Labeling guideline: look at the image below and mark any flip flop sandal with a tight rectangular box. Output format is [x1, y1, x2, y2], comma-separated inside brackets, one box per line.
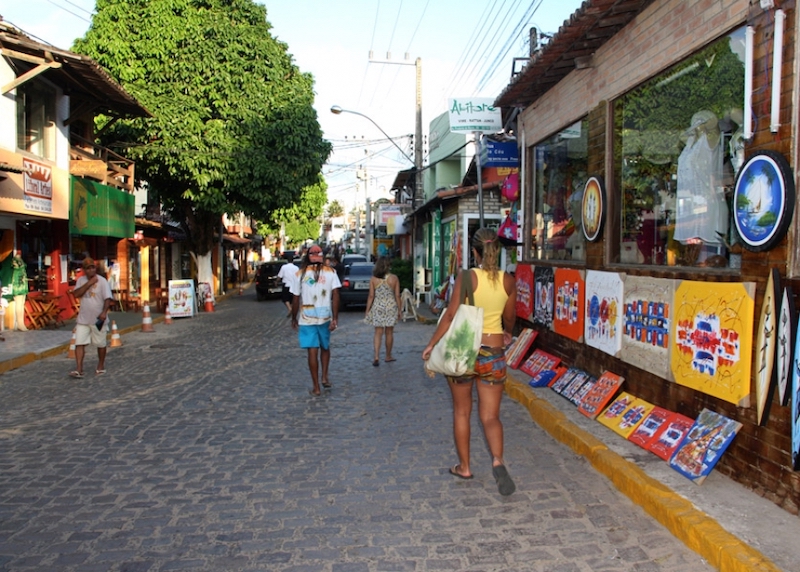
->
[322, 382, 332, 389]
[372, 360, 380, 367]
[95, 369, 107, 376]
[449, 465, 473, 480]
[492, 465, 516, 496]
[69, 371, 84, 379]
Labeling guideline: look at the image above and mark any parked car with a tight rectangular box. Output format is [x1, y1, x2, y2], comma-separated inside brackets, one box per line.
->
[339, 262, 374, 308]
[342, 254, 367, 268]
[280, 250, 297, 261]
[255, 260, 287, 301]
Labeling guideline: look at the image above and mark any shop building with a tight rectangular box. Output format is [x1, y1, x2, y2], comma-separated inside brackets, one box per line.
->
[496, 0, 800, 512]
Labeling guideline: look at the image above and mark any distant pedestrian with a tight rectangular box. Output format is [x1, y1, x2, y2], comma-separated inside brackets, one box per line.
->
[290, 245, 341, 396]
[421, 228, 517, 495]
[365, 257, 402, 366]
[70, 257, 113, 379]
[277, 254, 298, 317]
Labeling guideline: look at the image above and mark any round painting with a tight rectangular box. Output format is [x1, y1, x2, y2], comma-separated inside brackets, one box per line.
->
[582, 176, 605, 242]
[733, 150, 795, 252]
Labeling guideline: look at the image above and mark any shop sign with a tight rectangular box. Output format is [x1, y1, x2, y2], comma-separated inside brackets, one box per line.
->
[23, 158, 53, 214]
[0, 149, 68, 219]
[481, 140, 519, 167]
[168, 279, 196, 318]
[70, 177, 135, 238]
[448, 97, 501, 132]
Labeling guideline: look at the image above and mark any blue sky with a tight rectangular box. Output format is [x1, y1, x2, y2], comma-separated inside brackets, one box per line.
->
[2, 0, 584, 208]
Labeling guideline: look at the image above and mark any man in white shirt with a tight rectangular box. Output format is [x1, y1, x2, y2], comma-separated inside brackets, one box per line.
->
[277, 254, 298, 317]
[70, 257, 113, 378]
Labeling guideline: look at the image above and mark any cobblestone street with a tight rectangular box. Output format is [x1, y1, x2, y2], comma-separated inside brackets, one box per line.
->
[0, 293, 712, 571]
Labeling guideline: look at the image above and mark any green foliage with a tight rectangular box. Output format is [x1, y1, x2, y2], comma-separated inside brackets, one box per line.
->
[258, 174, 327, 243]
[74, 0, 331, 254]
[326, 200, 344, 218]
[390, 258, 413, 292]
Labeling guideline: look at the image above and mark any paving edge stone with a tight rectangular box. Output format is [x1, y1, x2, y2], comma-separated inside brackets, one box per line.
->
[504, 373, 781, 572]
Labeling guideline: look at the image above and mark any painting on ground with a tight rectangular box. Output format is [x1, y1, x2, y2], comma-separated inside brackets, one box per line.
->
[515, 263, 534, 321]
[597, 392, 636, 431]
[578, 371, 624, 419]
[628, 407, 674, 449]
[553, 268, 585, 342]
[670, 280, 755, 406]
[622, 276, 674, 380]
[585, 270, 624, 356]
[606, 398, 654, 439]
[534, 266, 554, 328]
[669, 408, 742, 485]
[647, 414, 695, 461]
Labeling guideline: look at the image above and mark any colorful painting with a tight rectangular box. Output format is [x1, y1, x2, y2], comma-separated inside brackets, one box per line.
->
[529, 366, 566, 388]
[560, 371, 591, 401]
[605, 398, 654, 439]
[515, 263, 534, 320]
[792, 318, 800, 470]
[553, 268, 585, 342]
[647, 414, 695, 461]
[621, 276, 674, 380]
[777, 286, 794, 407]
[585, 270, 624, 356]
[629, 407, 674, 449]
[570, 376, 597, 406]
[551, 368, 582, 395]
[598, 392, 636, 431]
[582, 176, 605, 241]
[671, 280, 756, 406]
[732, 150, 795, 252]
[505, 328, 538, 370]
[534, 266, 554, 328]
[578, 371, 624, 419]
[755, 269, 779, 425]
[669, 408, 742, 485]
[520, 349, 560, 378]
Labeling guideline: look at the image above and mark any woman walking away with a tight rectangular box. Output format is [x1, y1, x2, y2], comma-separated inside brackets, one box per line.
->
[421, 228, 517, 495]
[365, 257, 402, 366]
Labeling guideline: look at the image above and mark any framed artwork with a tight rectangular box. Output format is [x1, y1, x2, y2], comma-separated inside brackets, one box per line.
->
[582, 176, 605, 242]
[553, 268, 585, 342]
[533, 266, 555, 328]
[777, 286, 794, 407]
[606, 398, 654, 439]
[505, 328, 538, 370]
[755, 269, 779, 426]
[629, 407, 675, 449]
[732, 150, 795, 252]
[585, 270, 624, 356]
[515, 263, 534, 320]
[621, 276, 675, 380]
[669, 408, 742, 485]
[671, 280, 755, 406]
[578, 371, 624, 419]
[519, 349, 560, 377]
[597, 392, 635, 431]
[647, 414, 695, 461]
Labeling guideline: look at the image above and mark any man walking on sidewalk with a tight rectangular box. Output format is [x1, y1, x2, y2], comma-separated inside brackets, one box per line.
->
[69, 257, 113, 378]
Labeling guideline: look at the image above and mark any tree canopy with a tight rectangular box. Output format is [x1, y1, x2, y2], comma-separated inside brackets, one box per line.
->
[258, 174, 328, 246]
[74, 0, 331, 254]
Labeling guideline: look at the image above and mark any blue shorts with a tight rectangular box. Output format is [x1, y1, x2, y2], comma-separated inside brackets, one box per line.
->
[298, 324, 331, 349]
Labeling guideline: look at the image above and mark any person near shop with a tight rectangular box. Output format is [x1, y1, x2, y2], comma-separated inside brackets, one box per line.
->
[277, 254, 298, 317]
[69, 257, 113, 379]
[421, 228, 517, 496]
[290, 245, 341, 396]
[11, 251, 28, 332]
[364, 256, 402, 366]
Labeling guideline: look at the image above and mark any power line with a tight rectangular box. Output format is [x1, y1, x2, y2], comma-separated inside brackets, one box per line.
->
[43, 0, 92, 24]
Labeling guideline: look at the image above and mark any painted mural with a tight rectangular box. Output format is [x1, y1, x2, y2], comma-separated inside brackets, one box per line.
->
[584, 270, 624, 356]
[553, 268, 585, 342]
[515, 263, 534, 321]
[533, 265, 554, 328]
[670, 280, 755, 406]
[621, 276, 674, 380]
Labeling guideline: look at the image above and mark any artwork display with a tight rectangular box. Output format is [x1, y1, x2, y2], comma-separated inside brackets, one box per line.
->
[585, 270, 624, 356]
[605, 398, 654, 439]
[552, 368, 583, 395]
[553, 268, 585, 342]
[647, 414, 695, 461]
[515, 263, 534, 320]
[505, 328, 538, 370]
[669, 408, 742, 485]
[792, 317, 800, 470]
[534, 266, 555, 328]
[755, 269, 779, 425]
[582, 176, 605, 242]
[621, 276, 675, 380]
[570, 376, 597, 406]
[777, 286, 795, 407]
[671, 280, 756, 406]
[520, 349, 560, 377]
[578, 371, 625, 419]
[629, 407, 675, 449]
[597, 392, 636, 431]
[529, 366, 567, 388]
[561, 371, 591, 402]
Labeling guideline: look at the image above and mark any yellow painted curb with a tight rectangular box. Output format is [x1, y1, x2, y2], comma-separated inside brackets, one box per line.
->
[505, 373, 781, 572]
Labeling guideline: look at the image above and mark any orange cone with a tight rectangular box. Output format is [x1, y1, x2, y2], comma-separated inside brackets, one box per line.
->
[110, 321, 123, 347]
[67, 328, 76, 358]
[164, 306, 173, 325]
[141, 302, 155, 332]
[204, 290, 215, 313]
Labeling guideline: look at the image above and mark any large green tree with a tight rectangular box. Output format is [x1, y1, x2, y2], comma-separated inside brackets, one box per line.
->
[74, 0, 331, 280]
[258, 174, 328, 246]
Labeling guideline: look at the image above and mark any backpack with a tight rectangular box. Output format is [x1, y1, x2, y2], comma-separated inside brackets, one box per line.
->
[502, 172, 520, 201]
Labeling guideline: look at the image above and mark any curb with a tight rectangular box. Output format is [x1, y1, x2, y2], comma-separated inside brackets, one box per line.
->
[504, 374, 781, 572]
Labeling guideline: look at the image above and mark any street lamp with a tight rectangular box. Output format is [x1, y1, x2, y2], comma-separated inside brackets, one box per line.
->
[330, 106, 414, 165]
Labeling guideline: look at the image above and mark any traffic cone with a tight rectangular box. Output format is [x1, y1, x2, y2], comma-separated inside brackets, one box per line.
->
[67, 328, 76, 358]
[110, 321, 123, 347]
[204, 290, 215, 313]
[164, 306, 173, 325]
[141, 302, 155, 332]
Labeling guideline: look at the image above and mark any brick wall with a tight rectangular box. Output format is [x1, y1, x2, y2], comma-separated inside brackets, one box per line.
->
[516, 0, 800, 514]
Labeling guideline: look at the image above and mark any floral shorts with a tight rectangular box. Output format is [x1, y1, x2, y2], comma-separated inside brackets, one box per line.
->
[447, 346, 507, 386]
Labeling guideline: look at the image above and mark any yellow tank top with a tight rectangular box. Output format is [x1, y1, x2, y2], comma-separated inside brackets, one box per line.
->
[470, 268, 508, 335]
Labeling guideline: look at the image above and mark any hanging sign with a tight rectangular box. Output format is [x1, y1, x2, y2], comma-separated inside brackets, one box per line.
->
[448, 98, 502, 132]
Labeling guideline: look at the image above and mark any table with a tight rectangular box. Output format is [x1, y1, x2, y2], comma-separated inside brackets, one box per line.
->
[25, 293, 64, 329]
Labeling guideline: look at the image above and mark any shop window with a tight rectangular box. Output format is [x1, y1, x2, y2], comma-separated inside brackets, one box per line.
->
[531, 119, 588, 261]
[16, 79, 57, 161]
[614, 27, 745, 268]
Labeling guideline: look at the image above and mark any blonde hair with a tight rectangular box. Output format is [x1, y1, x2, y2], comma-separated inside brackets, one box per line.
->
[472, 228, 500, 284]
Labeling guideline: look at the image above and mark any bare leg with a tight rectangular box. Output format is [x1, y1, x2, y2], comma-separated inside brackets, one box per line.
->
[385, 326, 394, 361]
[373, 327, 383, 362]
[320, 346, 331, 387]
[448, 380, 474, 477]
[96, 347, 107, 372]
[476, 381, 506, 466]
[74, 345, 86, 374]
[307, 348, 320, 394]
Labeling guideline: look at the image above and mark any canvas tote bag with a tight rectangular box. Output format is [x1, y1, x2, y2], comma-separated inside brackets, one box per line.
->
[425, 270, 484, 377]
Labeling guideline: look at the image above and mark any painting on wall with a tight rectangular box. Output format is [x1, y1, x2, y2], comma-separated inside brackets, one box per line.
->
[755, 269, 779, 426]
[791, 319, 800, 470]
[534, 266, 554, 328]
[671, 280, 756, 406]
[553, 268, 585, 342]
[622, 276, 674, 380]
[669, 408, 742, 485]
[777, 286, 795, 407]
[515, 263, 534, 321]
[585, 270, 624, 356]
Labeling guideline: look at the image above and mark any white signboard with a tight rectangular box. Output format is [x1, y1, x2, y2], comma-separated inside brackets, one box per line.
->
[22, 158, 53, 214]
[168, 279, 195, 318]
[448, 97, 502, 132]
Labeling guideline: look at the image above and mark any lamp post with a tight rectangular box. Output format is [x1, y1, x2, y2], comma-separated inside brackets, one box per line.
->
[330, 106, 415, 165]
